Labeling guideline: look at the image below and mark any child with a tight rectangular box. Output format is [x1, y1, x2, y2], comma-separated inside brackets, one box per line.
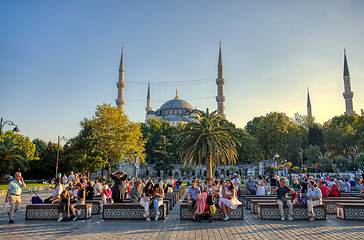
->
[213, 188, 221, 212]
[57, 190, 70, 222]
[101, 184, 113, 204]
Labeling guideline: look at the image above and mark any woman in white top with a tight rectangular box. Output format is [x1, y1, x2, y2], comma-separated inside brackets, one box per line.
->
[256, 175, 265, 195]
[219, 180, 242, 221]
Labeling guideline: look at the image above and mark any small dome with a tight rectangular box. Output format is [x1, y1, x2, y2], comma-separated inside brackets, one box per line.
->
[159, 99, 194, 110]
[146, 110, 155, 114]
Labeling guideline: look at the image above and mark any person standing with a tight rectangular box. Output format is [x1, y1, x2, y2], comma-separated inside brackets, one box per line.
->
[68, 171, 74, 185]
[110, 170, 128, 203]
[349, 172, 356, 187]
[272, 177, 294, 221]
[256, 175, 265, 195]
[5, 172, 26, 223]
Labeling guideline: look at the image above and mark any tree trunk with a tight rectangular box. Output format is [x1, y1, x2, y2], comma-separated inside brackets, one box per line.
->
[107, 163, 111, 183]
[206, 152, 213, 179]
[0, 170, 6, 183]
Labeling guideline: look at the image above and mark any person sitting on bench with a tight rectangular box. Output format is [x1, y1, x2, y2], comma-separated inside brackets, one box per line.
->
[44, 179, 63, 203]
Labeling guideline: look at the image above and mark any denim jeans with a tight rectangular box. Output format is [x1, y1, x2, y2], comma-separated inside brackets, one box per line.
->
[153, 197, 163, 214]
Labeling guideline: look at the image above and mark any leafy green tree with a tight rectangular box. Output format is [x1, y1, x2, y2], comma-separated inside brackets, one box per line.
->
[0, 136, 28, 182]
[308, 124, 325, 153]
[2, 131, 37, 161]
[32, 138, 47, 159]
[253, 112, 298, 160]
[235, 128, 261, 163]
[153, 135, 175, 179]
[177, 109, 239, 179]
[305, 145, 321, 165]
[85, 104, 146, 180]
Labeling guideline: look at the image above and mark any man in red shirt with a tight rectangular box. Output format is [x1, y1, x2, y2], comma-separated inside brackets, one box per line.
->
[318, 181, 329, 197]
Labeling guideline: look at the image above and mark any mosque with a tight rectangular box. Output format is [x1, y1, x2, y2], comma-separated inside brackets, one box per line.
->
[116, 44, 226, 125]
[116, 45, 355, 124]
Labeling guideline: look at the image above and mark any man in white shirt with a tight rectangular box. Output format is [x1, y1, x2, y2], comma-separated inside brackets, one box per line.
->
[94, 180, 103, 197]
[232, 174, 241, 192]
[68, 171, 74, 185]
[44, 180, 63, 203]
[349, 172, 356, 186]
[62, 174, 68, 186]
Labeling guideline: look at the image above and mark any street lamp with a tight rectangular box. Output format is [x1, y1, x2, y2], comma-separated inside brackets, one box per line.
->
[0, 117, 20, 137]
[350, 147, 356, 171]
[134, 151, 138, 178]
[298, 148, 304, 173]
[56, 136, 71, 177]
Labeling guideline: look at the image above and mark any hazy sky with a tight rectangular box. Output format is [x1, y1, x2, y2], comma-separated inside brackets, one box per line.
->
[1, 0, 363, 143]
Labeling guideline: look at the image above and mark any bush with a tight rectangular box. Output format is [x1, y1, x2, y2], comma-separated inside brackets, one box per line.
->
[203, 170, 206, 177]
[226, 169, 230, 177]
[191, 169, 196, 176]
[168, 170, 172, 177]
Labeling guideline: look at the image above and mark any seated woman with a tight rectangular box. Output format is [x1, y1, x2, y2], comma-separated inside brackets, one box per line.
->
[140, 182, 153, 221]
[307, 180, 322, 221]
[219, 180, 242, 221]
[129, 180, 143, 203]
[153, 183, 164, 221]
[101, 184, 113, 204]
[57, 190, 70, 222]
[70, 183, 85, 221]
[85, 182, 94, 200]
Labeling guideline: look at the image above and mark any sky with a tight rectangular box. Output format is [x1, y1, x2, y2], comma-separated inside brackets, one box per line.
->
[1, 0, 364, 143]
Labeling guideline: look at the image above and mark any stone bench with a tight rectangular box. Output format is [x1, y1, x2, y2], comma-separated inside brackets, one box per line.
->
[180, 203, 244, 220]
[26, 203, 92, 220]
[257, 203, 326, 220]
[122, 199, 171, 213]
[102, 203, 167, 220]
[336, 203, 364, 220]
[85, 200, 104, 215]
[251, 198, 364, 214]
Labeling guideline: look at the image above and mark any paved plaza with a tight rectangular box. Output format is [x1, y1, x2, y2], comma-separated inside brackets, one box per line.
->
[0, 190, 363, 240]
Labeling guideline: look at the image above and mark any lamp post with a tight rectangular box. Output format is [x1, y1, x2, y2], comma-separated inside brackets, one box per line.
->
[0, 117, 20, 137]
[56, 136, 71, 177]
[298, 148, 304, 173]
[350, 147, 356, 171]
[134, 151, 139, 178]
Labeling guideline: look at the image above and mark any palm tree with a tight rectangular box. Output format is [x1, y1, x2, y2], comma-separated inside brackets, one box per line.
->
[0, 136, 28, 182]
[177, 109, 240, 179]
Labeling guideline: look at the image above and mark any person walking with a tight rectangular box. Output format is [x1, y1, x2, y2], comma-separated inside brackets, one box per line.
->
[5, 172, 26, 223]
[272, 177, 294, 221]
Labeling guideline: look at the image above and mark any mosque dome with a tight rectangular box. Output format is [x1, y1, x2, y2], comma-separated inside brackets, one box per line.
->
[159, 98, 194, 110]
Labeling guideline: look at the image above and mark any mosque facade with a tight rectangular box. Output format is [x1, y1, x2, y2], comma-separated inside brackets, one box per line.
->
[115, 43, 226, 125]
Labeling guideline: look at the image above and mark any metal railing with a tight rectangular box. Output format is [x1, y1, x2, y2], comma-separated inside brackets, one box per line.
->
[0, 185, 51, 197]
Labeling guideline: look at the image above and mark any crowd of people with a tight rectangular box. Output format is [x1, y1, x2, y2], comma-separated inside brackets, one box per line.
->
[186, 175, 242, 221]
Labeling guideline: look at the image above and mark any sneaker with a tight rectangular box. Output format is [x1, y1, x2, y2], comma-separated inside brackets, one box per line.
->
[73, 216, 78, 221]
[143, 212, 147, 218]
[155, 215, 159, 221]
[281, 217, 285, 221]
[156, 210, 160, 216]
[77, 211, 81, 216]
[9, 220, 14, 224]
[146, 217, 151, 221]
[58, 217, 63, 222]
[223, 215, 229, 221]
[288, 217, 293, 221]
[308, 217, 314, 221]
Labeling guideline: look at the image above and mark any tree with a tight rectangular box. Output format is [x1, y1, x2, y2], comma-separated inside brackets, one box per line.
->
[32, 138, 47, 158]
[153, 135, 175, 179]
[0, 136, 28, 182]
[235, 128, 261, 163]
[252, 112, 298, 160]
[305, 145, 321, 165]
[177, 109, 239, 179]
[2, 131, 37, 161]
[308, 124, 325, 153]
[85, 104, 146, 180]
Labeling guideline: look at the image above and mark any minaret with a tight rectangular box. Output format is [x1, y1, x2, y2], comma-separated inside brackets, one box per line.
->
[145, 80, 152, 112]
[343, 49, 355, 115]
[116, 47, 126, 110]
[216, 42, 226, 118]
[307, 88, 312, 117]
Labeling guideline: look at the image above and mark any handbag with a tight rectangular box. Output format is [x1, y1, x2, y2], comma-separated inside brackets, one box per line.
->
[210, 204, 216, 214]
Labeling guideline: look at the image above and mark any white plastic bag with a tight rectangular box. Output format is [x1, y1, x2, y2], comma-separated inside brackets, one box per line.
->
[3, 202, 9, 213]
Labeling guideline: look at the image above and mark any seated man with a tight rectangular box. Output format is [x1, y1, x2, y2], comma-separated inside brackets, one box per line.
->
[272, 177, 294, 221]
[318, 181, 329, 197]
[187, 180, 201, 221]
[44, 179, 63, 203]
[245, 177, 257, 195]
